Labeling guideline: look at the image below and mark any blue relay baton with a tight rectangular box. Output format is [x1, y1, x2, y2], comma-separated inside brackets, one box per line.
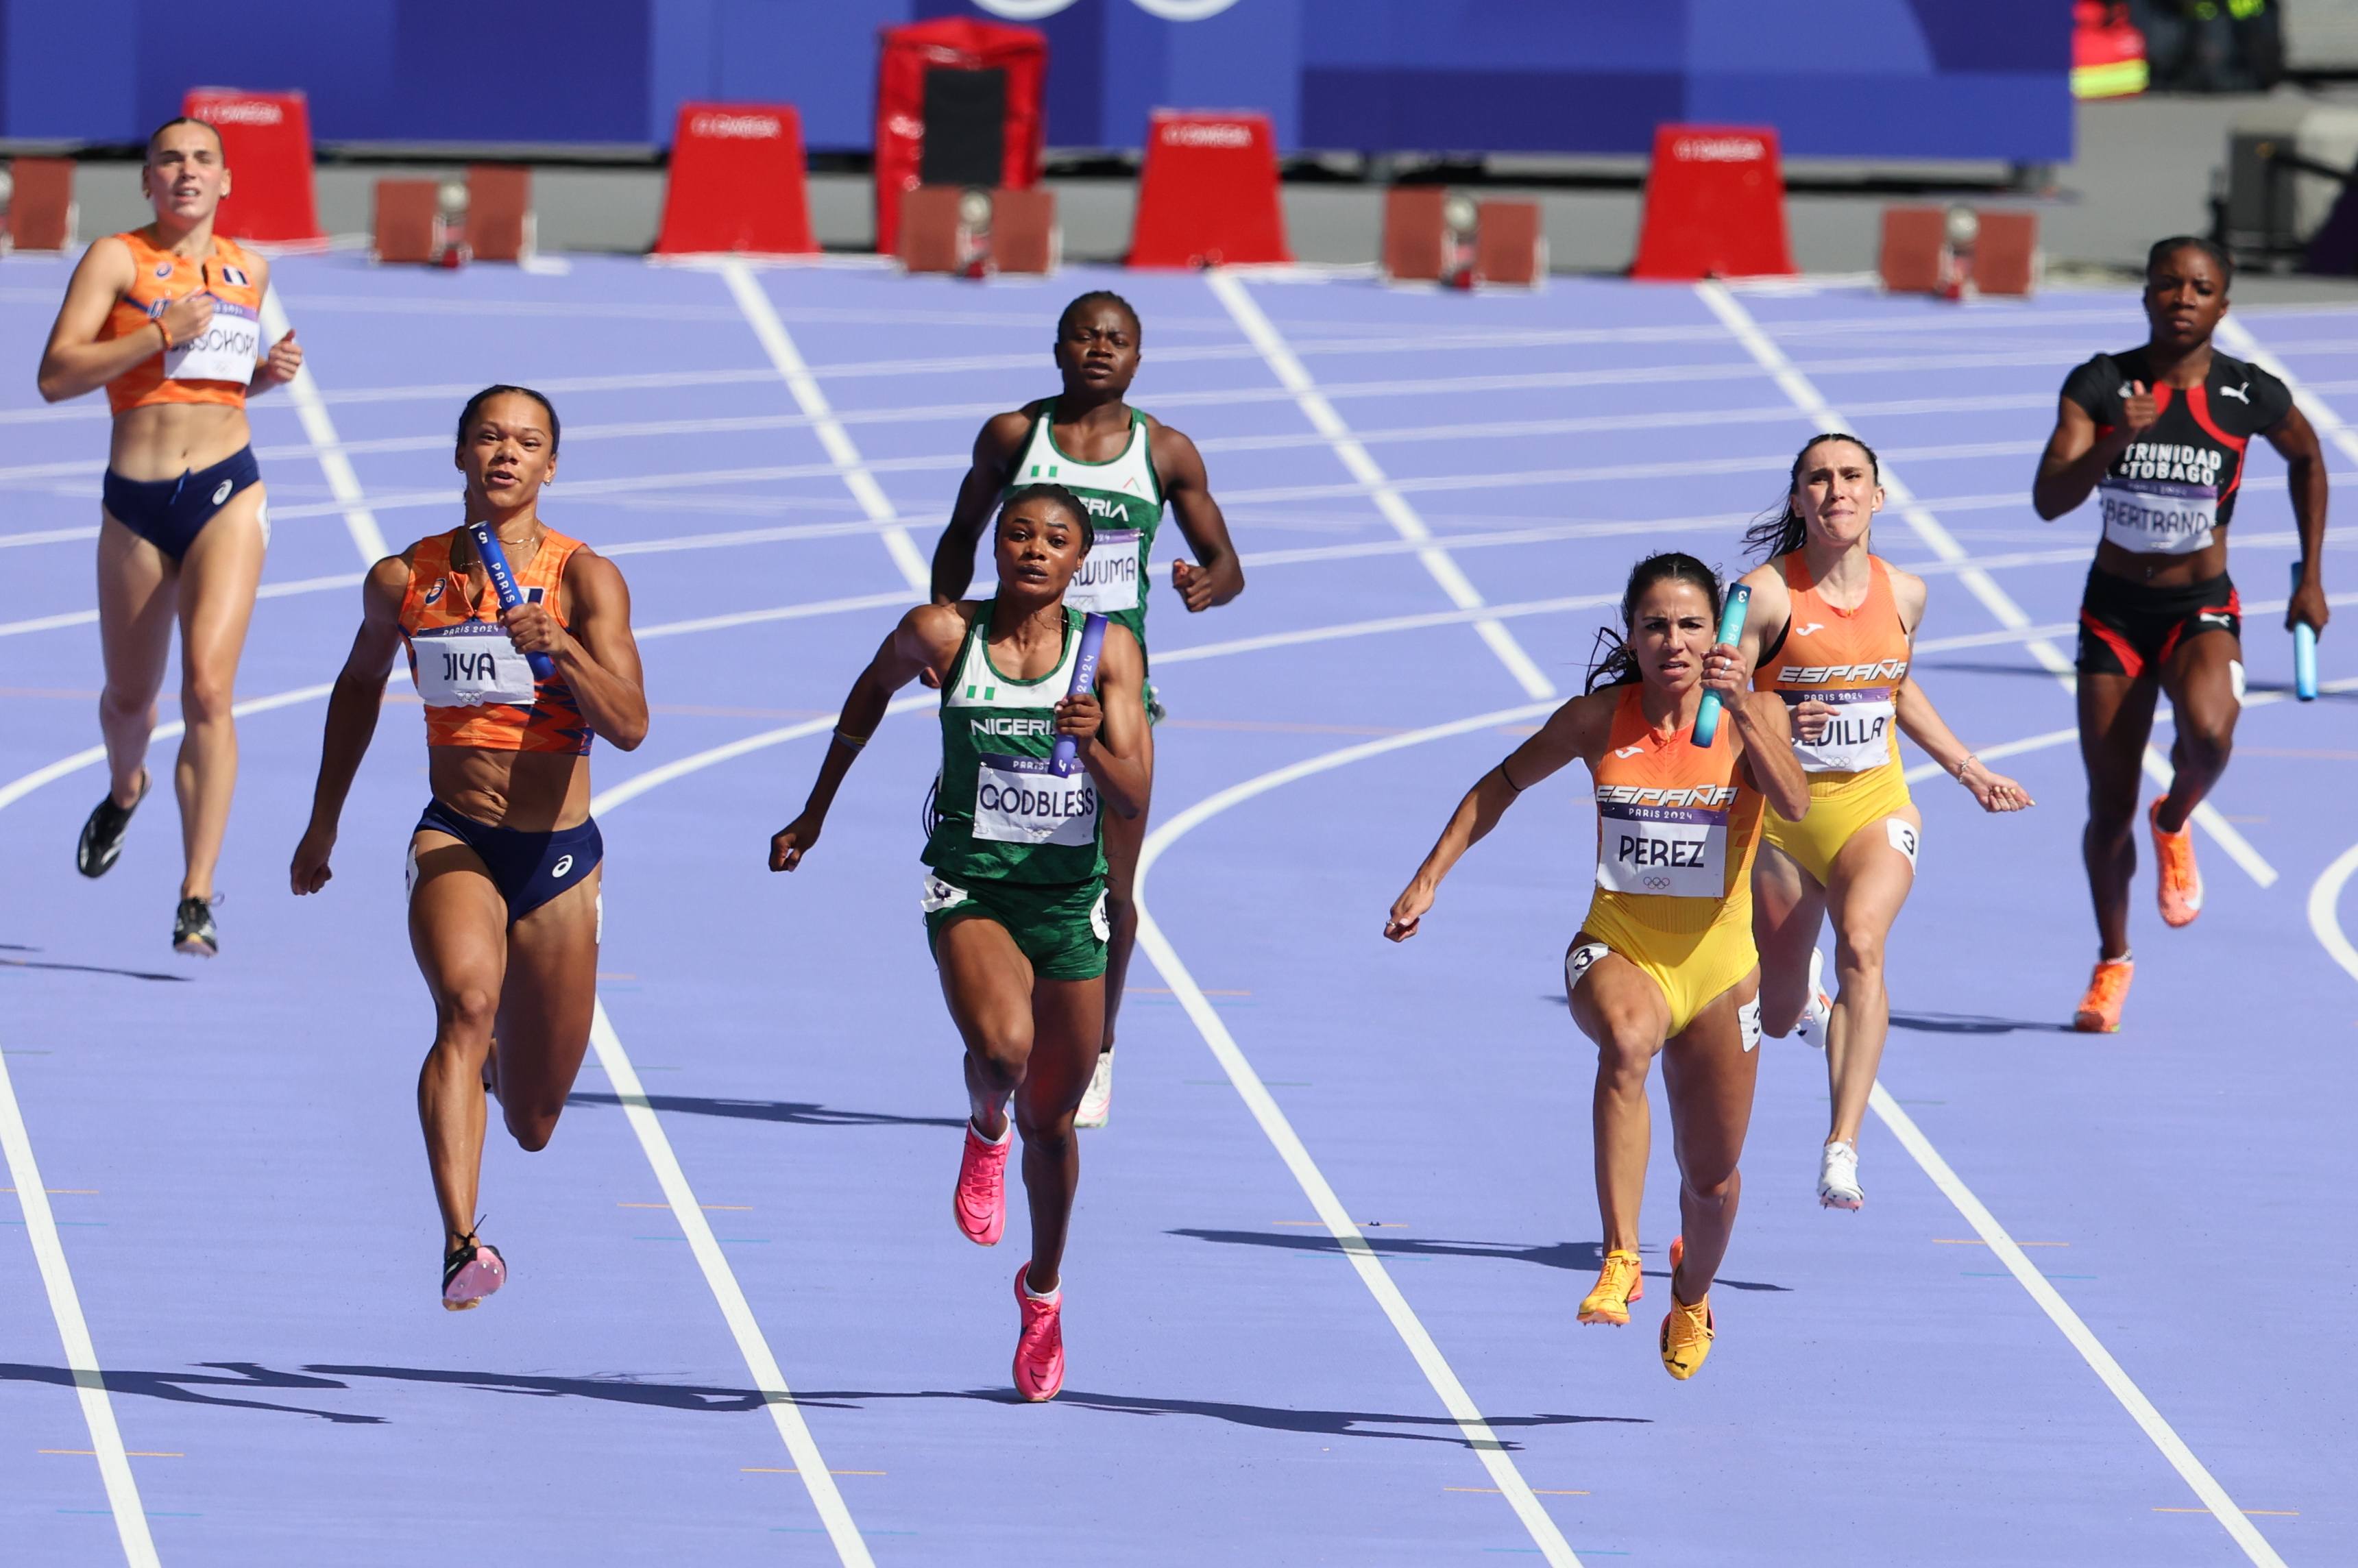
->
[1690, 583, 1753, 748]
[1049, 613, 1110, 776]
[2293, 559, 2318, 702]
[465, 518, 556, 681]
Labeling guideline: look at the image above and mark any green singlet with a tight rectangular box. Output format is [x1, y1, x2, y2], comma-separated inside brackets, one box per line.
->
[1004, 398, 1165, 659]
[923, 600, 1106, 887]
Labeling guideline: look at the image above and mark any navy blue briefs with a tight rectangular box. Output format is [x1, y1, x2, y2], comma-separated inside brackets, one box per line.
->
[102, 446, 262, 561]
[411, 798, 603, 925]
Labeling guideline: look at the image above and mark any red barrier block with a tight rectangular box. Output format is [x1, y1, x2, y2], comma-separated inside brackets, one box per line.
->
[373, 180, 440, 265]
[991, 187, 1057, 275]
[1879, 207, 1948, 293]
[6, 157, 75, 252]
[1974, 210, 2039, 295]
[468, 165, 531, 263]
[1383, 188, 1448, 282]
[1129, 112, 1290, 269]
[1475, 200, 1544, 287]
[185, 88, 323, 245]
[653, 103, 817, 257]
[1630, 124, 1795, 282]
[875, 19, 1047, 261]
[900, 185, 971, 274]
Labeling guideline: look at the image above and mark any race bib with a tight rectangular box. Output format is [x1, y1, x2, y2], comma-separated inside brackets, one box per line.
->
[1787, 687, 1895, 772]
[411, 622, 537, 709]
[1064, 528, 1141, 615]
[1596, 802, 1728, 898]
[2098, 476, 2217, 555]
[973, 752, 1097, 846]
[161, 295, 263, 385]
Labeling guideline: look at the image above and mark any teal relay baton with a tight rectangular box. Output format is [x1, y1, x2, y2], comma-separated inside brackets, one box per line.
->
[2293, 559, 2318, 702]
[1691, 583, 1753, 748]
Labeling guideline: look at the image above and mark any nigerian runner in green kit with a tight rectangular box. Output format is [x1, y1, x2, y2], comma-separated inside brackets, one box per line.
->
[932, 290, 1245, 1129]
[773, 482, 1149, 1403]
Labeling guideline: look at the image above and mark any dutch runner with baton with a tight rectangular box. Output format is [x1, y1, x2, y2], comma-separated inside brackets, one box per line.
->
[932, 291, 1245, 1129]
[1385, 553, 1807, 1381]
[1732, 434, 2034, 1212]
[38, 116, 304, 955]
[773, 483, 1147, 1402]
[2032, 236, 2328, 1031]
[291, 386, 648, 1310]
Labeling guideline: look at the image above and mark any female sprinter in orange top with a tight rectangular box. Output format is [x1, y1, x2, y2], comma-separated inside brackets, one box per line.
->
[1733, 434, 2033, 1212]
[1387, 553, 1808, 1381]
[291, 387, 648, 1310]
[38, 117, 302, 955]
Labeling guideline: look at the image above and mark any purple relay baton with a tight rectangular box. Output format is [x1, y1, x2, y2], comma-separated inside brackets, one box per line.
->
[465, 517, 557, 681]
[1049, 613, 1110, 776]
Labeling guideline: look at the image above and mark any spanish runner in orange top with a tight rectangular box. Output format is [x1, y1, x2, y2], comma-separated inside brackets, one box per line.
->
[291, 387, 648, 1312]
[37, 117, 304, 955]
[1734, 434, 2033, 1213]
[1387, 552, 1809, 1382]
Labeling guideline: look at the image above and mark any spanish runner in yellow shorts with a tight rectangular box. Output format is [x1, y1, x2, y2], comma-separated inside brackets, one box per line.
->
[1387, 552, 1808, 1382]
[1732, 434, 2034, 1212]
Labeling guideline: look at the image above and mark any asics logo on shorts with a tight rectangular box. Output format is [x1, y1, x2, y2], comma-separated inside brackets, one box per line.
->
[551, 855, 574, 879]
[1779, 658, 1908, 686]
[1595, 783, 1738, 809]
[211, 480, 233, 504]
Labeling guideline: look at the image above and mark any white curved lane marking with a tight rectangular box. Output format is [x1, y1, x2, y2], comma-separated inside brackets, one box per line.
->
[2306, 841, 2358, 984]
[1136, 700, 2292, 1568]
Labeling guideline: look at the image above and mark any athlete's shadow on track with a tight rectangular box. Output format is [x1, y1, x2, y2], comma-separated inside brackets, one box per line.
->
[568, 1092, 964, 1129]
[0, 944, 192, 983]
[308, 1364, 770, 1413]
[1889, 1012, 2076, 1036]
[0, 1361, 382, 1423]
[1171, 1229, 1791, 1293]
[777, 1386, 1642, 1446]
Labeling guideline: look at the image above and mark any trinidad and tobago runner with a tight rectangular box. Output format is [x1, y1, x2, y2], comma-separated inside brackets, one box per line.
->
[931, 291, 1244, 1129]
[1734, 434, 2034, 1211]
[2032, 236, 2329, 1032]
[1387, 553, 1810, 1381]
[37, 116, 303, 955]
[292, 386, 648, 1310]
[774, 482, 1149, 1402]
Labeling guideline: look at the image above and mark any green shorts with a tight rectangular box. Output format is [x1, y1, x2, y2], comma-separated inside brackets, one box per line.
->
[921, 870, 1110, 981]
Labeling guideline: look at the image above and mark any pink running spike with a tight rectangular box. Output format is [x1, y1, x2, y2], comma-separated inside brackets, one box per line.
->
[442, 1240, 507, 1311]
[954, 1121, 1010, 1247]
[1012, 1266, 1065, 1402]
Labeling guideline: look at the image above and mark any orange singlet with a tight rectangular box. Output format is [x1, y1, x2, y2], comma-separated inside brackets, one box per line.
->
[100, 228, 267, 416]
[1571, 686, 1766, 1036]
[397, 528, 591, 756]
[1752, 554, 1917, 885]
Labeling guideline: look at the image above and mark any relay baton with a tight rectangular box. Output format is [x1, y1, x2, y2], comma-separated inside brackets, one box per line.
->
[1048, 613, 1111, 776]
[2293, 559, 2318, 702]
[1690, 583, 1753, 748]
[465, 518, 556, 681]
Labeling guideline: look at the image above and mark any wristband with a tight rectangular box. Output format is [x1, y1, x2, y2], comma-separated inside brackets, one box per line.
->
[154, 318, 173, 354]
[833, 728, 869, 750]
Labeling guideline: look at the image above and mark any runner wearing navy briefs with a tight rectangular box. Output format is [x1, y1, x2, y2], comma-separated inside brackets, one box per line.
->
[293, 387, 650, 1311]
[931, 291, 1245, 1129]
[2033, 236, 2330, 1031]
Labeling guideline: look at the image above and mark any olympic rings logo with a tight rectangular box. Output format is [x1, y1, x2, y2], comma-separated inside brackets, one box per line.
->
[1642, 874, 1673, 890]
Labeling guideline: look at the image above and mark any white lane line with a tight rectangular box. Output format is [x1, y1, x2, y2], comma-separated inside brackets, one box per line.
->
[258, 289, 391, 566]
[0, 683, 336, 1567]
[1133, 700, 1575, 1565]
[1870, 1087, 2289, 1568]
[2306, 839, 2358, 983]
[0, 576, 359, 639]
[0, 1039, 159, 1568]
[1697, 281, 2278, 890]
[0, 609, 100, 637]
[1897, 674, 2358, 784]
[716, 262, 929, 591]
[0, 526, 100, 548]
[637, 591, 918, 641]
[1208, 273, 1556, 700]
[1158, 593, 1615, 667]
[594, 696, 932, 816]
[2215, 315, 2358, 470]
[581, 1009, 874, 1567]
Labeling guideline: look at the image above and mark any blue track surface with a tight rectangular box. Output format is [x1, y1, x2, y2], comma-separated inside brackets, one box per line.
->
[1, 255, 2350, 1566]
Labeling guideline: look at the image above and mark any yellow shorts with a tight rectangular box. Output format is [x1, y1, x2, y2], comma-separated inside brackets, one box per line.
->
[1571, 898, 1761, 1041]
[1762, 763, 1916, 886]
